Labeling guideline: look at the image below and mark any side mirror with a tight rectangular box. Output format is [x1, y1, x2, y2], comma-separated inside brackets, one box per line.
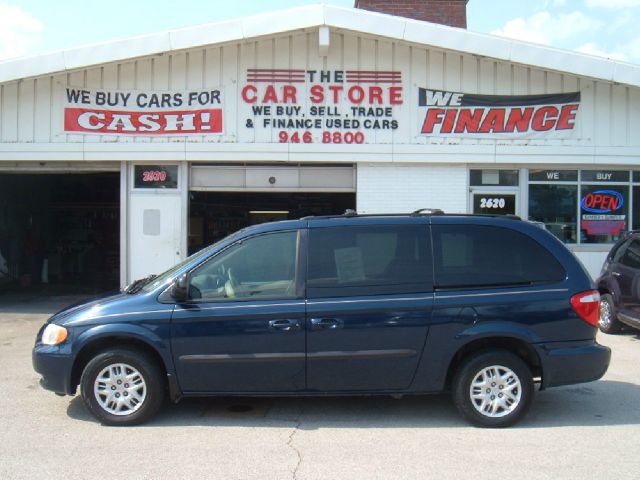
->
[170, 273, 189, 302]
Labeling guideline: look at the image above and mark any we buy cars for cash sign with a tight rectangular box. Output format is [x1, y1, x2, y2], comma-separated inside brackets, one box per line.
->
[418, 89, 580, 139]
[63, 87, 223, 135]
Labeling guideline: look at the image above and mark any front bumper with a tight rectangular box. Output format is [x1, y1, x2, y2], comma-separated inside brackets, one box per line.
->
[535, 340, 611, 389]
[32, 344, 75, 396]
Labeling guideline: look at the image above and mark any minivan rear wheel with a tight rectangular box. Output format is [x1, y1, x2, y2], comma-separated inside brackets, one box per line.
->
[452, 350, 533, 428]
[598, 293, 621, 334]
[80, 348, 164, 426]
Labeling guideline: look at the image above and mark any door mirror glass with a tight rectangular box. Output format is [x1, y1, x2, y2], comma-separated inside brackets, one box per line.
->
[170, 273, 189, 302]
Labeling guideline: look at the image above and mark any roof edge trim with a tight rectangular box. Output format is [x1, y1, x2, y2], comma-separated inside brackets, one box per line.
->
[0, 4, 638, 87]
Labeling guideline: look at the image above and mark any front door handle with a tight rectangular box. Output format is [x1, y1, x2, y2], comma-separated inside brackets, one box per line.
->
[612, 271, 622, 277]
[310, 318, 344, 331]
[268, 319, 301, 332]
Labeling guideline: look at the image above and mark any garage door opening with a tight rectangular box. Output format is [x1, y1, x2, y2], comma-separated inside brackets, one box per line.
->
[0, 173, 120, 295]
[188, 192, 355, 254]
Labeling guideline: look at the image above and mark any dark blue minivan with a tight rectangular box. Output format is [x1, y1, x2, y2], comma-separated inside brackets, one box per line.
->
[33, 212, 610, 427]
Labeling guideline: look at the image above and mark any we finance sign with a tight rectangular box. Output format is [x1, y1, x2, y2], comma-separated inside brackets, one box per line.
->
[418, 89, 580, 139]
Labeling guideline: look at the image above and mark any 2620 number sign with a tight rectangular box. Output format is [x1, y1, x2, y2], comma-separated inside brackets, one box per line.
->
[479, 197, 506, 209]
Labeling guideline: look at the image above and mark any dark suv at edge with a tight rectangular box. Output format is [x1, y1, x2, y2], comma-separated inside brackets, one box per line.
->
[597, 230, 640, 334]
[33, 212, 610, 428]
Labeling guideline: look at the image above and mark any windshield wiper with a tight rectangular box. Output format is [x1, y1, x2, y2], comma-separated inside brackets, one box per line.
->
[124, 274, 157, 294]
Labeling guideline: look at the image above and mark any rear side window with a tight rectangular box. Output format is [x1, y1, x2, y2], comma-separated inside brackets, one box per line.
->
[307, 225, 432, 298]
[611, 238, 632, 263]
[432, 225, 566, 289]
[620, 239, 640, 269]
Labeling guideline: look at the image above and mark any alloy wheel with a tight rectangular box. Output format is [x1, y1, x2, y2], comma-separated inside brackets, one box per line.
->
[93, 363, 147, 416]
[469, 365, 522, 418]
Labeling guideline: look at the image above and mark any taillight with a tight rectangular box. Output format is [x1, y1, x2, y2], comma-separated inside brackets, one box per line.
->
[570, 290, 601, 327]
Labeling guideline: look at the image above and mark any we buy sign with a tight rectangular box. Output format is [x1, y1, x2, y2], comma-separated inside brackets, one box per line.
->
[63, 87, 224, 136]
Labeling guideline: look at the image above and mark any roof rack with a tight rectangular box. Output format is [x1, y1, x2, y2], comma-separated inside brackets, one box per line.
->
[411, 208, 444, 216]
[301, 211, 522, 221]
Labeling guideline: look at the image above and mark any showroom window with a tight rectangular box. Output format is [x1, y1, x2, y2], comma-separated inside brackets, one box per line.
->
[528, 169, 635, 245]
[470, 169, 519, 187]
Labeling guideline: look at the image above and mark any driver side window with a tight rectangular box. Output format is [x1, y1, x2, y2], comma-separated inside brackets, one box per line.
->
[189, 230, 298, 302]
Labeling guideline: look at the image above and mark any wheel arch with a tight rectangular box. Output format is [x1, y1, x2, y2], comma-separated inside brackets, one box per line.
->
[445, 336, 542, 390]
[69, 328, 178, 400]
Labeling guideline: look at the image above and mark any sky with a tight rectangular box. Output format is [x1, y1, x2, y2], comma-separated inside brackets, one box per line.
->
[0, 0, 639, 64]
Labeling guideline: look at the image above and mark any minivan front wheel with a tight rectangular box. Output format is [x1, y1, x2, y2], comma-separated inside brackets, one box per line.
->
[80, 348, 164, 426]
[598, 293, 621, 334]
[452, 351, 533, 428]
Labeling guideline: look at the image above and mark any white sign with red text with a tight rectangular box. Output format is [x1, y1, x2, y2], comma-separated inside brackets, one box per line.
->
[63, 87, 223, 136]
[418, 89, 581, 139]
[240, 69, 403, 145]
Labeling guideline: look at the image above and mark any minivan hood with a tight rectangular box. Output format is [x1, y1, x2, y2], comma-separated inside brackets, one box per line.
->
[49, 291, 152, 327]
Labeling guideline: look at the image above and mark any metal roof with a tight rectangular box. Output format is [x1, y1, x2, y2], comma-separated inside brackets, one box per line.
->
[0, 3, 638, 86]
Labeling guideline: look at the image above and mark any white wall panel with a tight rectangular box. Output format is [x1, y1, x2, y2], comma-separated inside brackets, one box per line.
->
[573, 251, 608, 280]
[84, 67, 103, 144]
[33, 77, 51, 142]
[17, 80, 34, 143]
[357, 164, 467, 214]
[1, 83, 18, 142]
[393, 43, 411, 145]
[151, 55, 170, 145]
[0, 28, 639, 156]
[237, 42, 256, 144]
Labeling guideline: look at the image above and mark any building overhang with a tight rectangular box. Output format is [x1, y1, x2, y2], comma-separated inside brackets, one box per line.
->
[0, 4, 638, 87]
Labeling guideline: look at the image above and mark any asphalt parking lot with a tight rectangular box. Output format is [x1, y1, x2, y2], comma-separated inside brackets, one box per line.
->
[1, 295, 639, 480]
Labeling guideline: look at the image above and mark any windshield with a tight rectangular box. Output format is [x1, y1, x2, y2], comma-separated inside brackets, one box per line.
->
[140, 233, 240, 293]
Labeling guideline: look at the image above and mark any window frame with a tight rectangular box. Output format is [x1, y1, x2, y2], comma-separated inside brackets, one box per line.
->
[306, 224, 434, 299]
[183, 229, 304, 304]
[431, 224, 567, 291]
[527, 169, 639, 246]
[620, 239, 640, 269]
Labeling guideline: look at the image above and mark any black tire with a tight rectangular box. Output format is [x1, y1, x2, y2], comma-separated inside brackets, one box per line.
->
[598, 293, 622, 334]
[452, 350, 534, 428]
[80, 348, 164, 426]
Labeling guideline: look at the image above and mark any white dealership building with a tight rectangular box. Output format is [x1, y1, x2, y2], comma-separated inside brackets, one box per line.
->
[0, 1, 639, 292]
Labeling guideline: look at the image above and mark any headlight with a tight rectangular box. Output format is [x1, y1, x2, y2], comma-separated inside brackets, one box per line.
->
[41, 324, 68, 346]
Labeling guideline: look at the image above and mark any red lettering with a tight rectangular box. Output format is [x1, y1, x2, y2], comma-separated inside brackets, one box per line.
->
[262, 85, 279, 103]
[585, 193, 620, 211]
[557, 104, 579, 130]
[505, 107, 534, 132]
[310, 85, 324, 103]
[282, 85, 297, 104]
[421, 108, 445, 133]
[454, 109, 484, 133]
[532, 106, 558, 131]
[584, 193, 594, 208]
[369, 86, 383, 105]
[593, 194, 603, 208]
[328, 85, 343, 103]
[241, 85, 257, 104]
[348, 86, 365, 104]
[389, 86, 403, 105]
[603, 196, 618, 210]
[479, 108, 506, 133]
[63, 108, 223, 135]
[441, 109, 457, 134]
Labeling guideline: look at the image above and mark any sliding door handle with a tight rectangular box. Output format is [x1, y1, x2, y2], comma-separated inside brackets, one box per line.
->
[268, 319, 301, 332]
[310, 318, 344, 331]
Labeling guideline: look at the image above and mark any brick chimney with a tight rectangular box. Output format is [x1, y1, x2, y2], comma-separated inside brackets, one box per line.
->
[354, 0, 468, 28]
